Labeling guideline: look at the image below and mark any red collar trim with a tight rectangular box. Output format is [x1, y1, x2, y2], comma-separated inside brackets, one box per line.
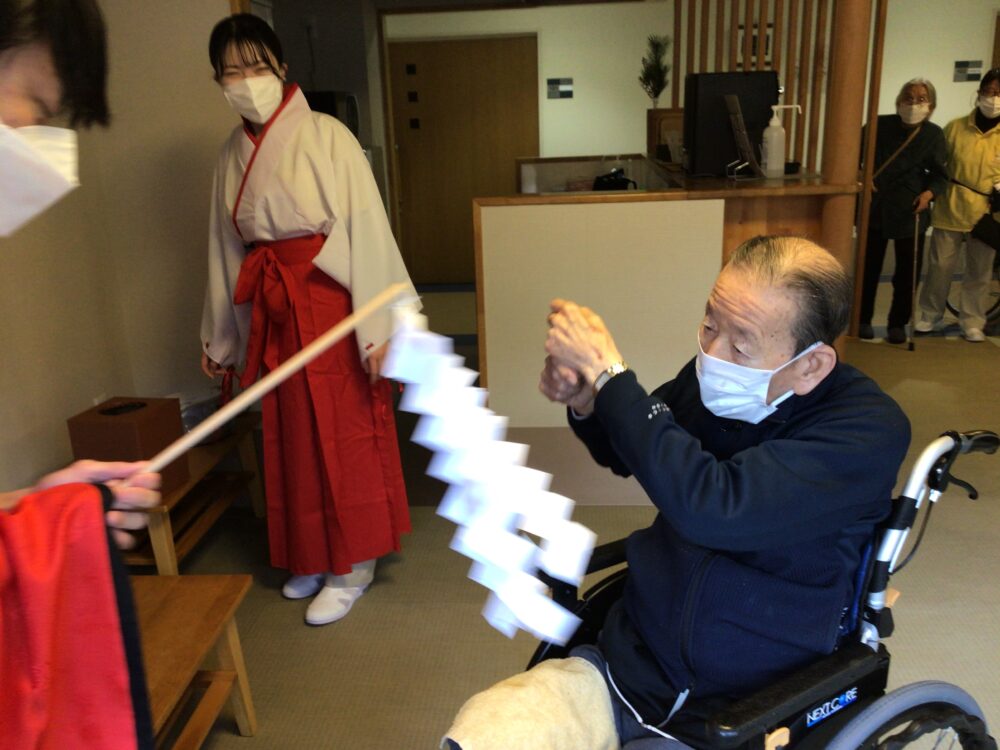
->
[232, 84, 302, 240]
[242, 83, 301, 146]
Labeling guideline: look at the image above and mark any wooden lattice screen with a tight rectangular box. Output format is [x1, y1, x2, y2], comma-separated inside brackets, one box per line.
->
[669, 0, 836, 173]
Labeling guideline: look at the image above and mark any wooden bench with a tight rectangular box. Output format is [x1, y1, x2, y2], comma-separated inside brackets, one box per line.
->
[132, 574, 256, 749]
[124, 412, 264, 574]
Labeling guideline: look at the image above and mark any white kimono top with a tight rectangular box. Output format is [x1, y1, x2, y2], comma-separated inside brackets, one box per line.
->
[201, 86, 418, 369]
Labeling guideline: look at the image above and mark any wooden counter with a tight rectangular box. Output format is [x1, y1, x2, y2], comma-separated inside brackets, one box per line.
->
[473, 174, 860, 426]
[482, 174, 858, 265]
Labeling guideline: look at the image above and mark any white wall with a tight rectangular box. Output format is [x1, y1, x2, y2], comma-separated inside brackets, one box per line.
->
[0, 0, 232, 489]
[384, 3, 677, 157]
[480, 197, 723, 426]
[0, 144, 132, 488]
[879, 2, 1000, 126]
[95, 0, 235, 398]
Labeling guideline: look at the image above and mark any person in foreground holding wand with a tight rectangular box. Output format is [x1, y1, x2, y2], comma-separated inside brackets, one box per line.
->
[1, 1, 159, 746]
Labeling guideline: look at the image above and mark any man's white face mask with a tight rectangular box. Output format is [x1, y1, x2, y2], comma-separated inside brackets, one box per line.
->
[223, 75, 284, 124]
[696, 334, 822, 424]
[0, 119, 79, 237]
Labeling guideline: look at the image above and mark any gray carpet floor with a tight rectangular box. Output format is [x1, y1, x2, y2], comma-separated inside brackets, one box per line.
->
[176, 334, 1000, 749]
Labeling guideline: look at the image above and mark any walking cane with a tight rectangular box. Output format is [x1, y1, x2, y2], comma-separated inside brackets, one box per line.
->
[908, 212, 919, 352]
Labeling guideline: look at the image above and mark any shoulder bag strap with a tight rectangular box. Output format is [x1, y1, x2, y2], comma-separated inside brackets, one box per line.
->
[871, 125, 922, 184]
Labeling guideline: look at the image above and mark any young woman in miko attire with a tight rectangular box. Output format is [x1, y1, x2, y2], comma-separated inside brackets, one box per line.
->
[200, 14, 418, 626]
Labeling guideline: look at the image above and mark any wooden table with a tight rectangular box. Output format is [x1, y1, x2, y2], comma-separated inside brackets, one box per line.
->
[124, 412, 263, 574]
[132, 574, 256, 749]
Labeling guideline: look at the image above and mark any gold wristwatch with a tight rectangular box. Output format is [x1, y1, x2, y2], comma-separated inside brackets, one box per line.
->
[593, 360, 628, 395]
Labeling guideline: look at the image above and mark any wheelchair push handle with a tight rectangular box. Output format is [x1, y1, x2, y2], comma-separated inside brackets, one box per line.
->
[953, 429, 1000, 456]
[901, 430, 998, 501]
[930, 430, 998, 500]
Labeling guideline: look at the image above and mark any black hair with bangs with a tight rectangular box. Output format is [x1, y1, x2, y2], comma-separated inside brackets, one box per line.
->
[979, 68, 1000, 95]
[0, 0, 109, 127]
[209, 13, 283, 80]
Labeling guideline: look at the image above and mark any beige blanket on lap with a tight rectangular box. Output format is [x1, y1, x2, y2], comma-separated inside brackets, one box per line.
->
[442, 656, 619, 750]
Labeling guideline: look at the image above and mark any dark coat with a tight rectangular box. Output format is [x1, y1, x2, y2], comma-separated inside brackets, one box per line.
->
[866, 114, 947, 239]
[570, 359, 910, 723]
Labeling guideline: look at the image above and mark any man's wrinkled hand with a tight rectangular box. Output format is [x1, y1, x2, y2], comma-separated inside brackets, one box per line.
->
[544, 299, 623, 385]
[539, 355, 595, 415]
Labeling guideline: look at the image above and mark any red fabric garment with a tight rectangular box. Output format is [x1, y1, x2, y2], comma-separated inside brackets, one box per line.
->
[0, 484, 143, 749]
[234, 234, 410, 575]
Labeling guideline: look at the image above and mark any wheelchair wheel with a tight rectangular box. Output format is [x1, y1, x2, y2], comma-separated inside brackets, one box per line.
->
[944, 253, 1000, 323]
[825, 680, 996, 750]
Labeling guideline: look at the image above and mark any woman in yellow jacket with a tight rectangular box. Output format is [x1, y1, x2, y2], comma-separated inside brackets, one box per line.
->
[916, 70, 1000, 342]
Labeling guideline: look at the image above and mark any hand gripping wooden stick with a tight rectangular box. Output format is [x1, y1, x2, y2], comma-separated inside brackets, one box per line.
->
[144, 282, 410, 477]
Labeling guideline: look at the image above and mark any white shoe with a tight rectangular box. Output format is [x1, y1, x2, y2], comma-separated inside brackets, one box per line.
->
[305, 584, 368, 625]
[914, 319, 936, 334]
[282, 573, 325, 600]
[963, 328, 986, 342]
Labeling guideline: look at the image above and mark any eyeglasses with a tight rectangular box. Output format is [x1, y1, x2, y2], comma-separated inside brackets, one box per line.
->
[900, 97, 930, 105]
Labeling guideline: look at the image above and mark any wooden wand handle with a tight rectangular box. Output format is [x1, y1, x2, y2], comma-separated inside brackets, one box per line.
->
[144, 282, 410, 476]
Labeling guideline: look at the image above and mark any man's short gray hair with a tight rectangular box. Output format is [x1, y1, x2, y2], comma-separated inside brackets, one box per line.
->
[726, 236, 852, 353]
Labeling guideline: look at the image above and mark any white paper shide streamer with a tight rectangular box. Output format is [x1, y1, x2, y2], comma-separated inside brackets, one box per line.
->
[384, 305, 597, 644]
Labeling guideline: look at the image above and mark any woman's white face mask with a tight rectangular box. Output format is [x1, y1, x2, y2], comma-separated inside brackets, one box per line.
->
[223, 74, 284, 124]
[897, 103, 930, 125]
[0, 118, 79, 236]
[978, 95, 1000, 120]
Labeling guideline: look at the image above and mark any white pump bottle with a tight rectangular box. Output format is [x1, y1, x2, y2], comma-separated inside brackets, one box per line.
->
[761, 104, 802, 178]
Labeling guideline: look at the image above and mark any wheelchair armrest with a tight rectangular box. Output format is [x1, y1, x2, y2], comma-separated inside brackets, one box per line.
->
[587, 538, 628, 574]
[537, 538, 628, 610]
[674, 643, 890, 749]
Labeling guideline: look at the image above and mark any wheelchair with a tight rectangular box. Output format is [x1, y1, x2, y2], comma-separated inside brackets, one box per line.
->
[530, 429, 1000, 750]
[945, 249, 1000, 327]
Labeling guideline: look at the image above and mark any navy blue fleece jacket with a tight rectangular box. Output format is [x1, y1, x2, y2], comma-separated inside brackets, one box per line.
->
[570, 358, 910, 722]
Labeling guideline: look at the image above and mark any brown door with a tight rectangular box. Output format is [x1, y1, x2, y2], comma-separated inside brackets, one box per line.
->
[388, 36, 539, 284]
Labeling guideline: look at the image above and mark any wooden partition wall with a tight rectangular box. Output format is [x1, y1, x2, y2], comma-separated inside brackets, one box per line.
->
[668, 0, 837, 175]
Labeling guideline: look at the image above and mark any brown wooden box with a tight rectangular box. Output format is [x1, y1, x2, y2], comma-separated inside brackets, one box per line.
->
[67, 397, 189, 495]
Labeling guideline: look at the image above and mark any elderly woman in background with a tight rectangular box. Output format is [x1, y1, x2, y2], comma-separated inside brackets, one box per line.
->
[859, 78, 946, 344]
[915, 68, 1000, 342]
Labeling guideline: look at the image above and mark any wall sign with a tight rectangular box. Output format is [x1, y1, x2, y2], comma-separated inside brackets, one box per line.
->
[547, 78, 573, 99]
[954, 60, 983, 82]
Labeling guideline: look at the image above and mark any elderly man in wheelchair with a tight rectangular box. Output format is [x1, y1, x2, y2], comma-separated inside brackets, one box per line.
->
[443, 236, 998, 750]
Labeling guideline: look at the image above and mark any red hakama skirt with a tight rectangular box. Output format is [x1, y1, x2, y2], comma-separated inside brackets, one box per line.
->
[234, 234, 410, 575]
[0, 484, 152, 748]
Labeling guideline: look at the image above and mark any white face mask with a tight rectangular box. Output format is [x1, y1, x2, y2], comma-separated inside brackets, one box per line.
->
[897, 103, 930, 125]
[696, 336, 822, 424]
[0, 120, 79, 237]
[978, 95, 1000, 120]
[223, 75, 285, 124]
